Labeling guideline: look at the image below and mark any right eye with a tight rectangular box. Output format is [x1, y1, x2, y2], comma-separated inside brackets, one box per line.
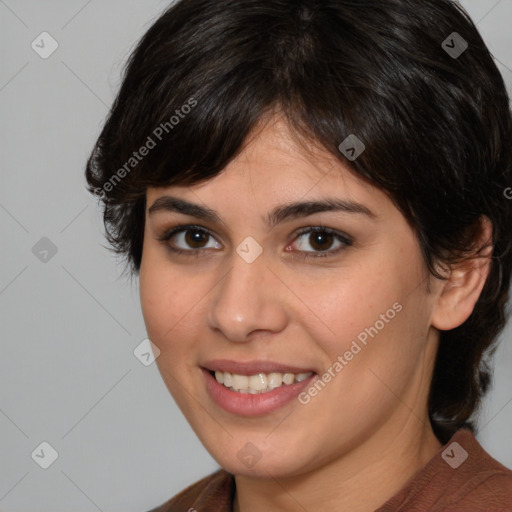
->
[157, 225, 222, 255]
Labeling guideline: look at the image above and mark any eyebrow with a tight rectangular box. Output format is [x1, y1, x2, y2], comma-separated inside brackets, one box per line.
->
[148, 195, 376, 228]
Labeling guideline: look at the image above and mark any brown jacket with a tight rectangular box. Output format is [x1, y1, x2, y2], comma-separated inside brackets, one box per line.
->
[148, 429, 512, 511]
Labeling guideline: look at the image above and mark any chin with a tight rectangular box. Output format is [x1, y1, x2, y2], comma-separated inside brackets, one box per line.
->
[201, 438, 315, 479]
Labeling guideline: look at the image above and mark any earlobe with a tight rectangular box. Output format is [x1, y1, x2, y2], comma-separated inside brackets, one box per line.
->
[431, 217, 493, 331]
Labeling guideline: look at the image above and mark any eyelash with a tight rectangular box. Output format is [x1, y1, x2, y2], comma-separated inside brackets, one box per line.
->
[156, 224, 353, 260]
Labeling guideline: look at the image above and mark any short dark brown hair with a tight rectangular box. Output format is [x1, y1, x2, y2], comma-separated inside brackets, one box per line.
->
[85, 0, 512, 443]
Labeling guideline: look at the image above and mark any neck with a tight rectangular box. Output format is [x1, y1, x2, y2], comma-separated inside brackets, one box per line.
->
[233, 417, 442, 512]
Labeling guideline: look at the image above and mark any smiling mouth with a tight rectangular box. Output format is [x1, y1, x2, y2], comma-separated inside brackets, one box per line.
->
[209, 370, 313, 394]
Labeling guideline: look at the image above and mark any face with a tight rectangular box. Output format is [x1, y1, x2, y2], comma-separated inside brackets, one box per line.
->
[139, 116, 440, 478]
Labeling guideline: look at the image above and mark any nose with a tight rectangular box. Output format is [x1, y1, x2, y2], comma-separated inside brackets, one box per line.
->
[206, 247, 288, 343]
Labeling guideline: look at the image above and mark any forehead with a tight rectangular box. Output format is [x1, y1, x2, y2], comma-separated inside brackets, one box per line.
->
[146, 115, 389, 213]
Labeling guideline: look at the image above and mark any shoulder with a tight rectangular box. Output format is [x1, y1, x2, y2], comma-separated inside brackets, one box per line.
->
[445, 470, 512, 511]
[378, 428, 512, 511]
[451, 434, 512, 510]
[146, 469, 235, 512]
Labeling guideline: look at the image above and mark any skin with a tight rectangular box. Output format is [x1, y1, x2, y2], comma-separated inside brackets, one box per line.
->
[139, 115, 492, 512]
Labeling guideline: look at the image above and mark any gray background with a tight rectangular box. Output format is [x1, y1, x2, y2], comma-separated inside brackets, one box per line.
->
[1, 1, 511, 511]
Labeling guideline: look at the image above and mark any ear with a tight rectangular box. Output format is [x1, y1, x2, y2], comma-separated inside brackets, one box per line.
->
[431, 216, 493, 331]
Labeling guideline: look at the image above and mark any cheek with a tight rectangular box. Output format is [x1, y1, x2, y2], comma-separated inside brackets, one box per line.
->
[139, 248, 207, 353]
[139, 258, 208, 408]
[297, 253, 429, 400]
[297, 266, 397, 359]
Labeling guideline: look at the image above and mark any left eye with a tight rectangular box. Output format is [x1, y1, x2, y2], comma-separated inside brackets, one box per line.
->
[289, 227, 352, 256]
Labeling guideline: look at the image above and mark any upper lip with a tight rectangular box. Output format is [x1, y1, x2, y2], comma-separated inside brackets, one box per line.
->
[202, 359, 316, 375]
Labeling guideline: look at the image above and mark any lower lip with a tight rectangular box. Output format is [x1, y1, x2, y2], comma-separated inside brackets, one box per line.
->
[202, 368, 316, 416]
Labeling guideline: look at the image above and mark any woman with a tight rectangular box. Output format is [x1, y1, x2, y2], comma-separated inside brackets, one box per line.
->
[85, 0, 512, 510]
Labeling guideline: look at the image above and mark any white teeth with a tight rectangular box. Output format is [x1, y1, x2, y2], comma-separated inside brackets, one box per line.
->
[282, 373, 294, 385]
[248, 373, 267, 391]
[232, 374, 249, 391]
[213, 370, 313, 393]
[223, 372, 233, 388]
[267, 372, 282, 390]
